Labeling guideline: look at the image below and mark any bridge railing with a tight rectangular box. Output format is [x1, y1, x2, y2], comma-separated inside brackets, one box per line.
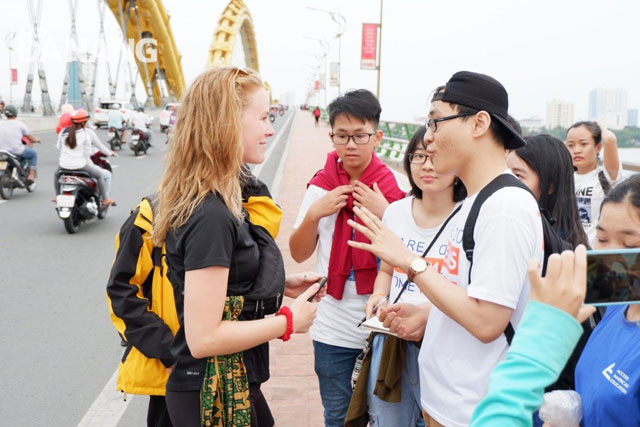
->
[375, 120, 422, 163]
[374, 120, 640, 173]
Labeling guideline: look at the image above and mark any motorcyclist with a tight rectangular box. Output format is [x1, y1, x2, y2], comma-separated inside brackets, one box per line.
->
[132, 106, 152, 146]
[0, 104, 40, 183]
[0, 100, 5, 117]
[56, 109, 115, 206]
[108, 108, 127, 141]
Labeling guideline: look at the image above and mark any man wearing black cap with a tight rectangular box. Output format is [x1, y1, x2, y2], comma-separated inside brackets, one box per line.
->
[416, 72, 545, 426]
[347, 71, 545, 426]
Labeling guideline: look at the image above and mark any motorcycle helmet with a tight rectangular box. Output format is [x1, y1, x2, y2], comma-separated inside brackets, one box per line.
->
[71, 108, 89, 124]
[4, 104, 18, 118]
[60, 103, 74, 114]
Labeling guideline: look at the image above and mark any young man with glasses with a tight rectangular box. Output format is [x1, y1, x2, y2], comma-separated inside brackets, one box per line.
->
[289, 89, 405, 427]
[347, 72, 544, 426]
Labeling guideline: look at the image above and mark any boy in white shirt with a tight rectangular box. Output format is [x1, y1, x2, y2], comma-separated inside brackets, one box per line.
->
[289, 89, 405, 427]
[348, 71, 544, 426]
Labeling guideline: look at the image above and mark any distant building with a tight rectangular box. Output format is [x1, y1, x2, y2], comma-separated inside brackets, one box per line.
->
[589, 88, 628, 129]
[546, 100, 574, 129]
[628, 108, 638, 127]
[520, 116, 545, 132]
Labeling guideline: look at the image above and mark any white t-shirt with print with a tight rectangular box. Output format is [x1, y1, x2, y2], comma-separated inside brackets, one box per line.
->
[574, 161, 623, 241]
[418, 172, 544, 427]
[381, 197, 460, 306]
[293, 172, 407, 349]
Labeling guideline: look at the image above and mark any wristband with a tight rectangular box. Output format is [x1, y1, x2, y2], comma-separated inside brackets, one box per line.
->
[277, 306, 293, 342]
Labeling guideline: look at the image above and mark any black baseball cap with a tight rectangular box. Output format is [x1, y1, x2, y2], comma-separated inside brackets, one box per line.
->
[435, 71, 526, 149]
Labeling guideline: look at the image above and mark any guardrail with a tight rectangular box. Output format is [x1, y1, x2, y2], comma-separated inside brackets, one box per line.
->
[374, 120, 640, 173]
[376, 120, 421, 163]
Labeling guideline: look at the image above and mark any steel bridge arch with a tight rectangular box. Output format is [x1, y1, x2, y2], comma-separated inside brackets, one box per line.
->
[106, 0, 185, 107]
[207, 0, 259, 71]
[106, 0, 264, 106]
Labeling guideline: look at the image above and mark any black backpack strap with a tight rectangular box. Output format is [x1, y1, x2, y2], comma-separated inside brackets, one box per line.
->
[151, 246, 165, 277]
[597, 170, 611, 195]
[462, 174, 534, 345]
[392, 203, 463, 305]
[504, 322, 515, 345]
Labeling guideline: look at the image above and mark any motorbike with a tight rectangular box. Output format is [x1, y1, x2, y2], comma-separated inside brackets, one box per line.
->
[107, 127, 124, 151]
[269, 105, 277, 123]
[55, 151, 112, 234]
[130, 128, 150, 156]
[0, 150, 37, 199]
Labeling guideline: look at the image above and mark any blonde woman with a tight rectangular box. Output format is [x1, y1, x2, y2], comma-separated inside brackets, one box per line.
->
[153, 66, 321, 426]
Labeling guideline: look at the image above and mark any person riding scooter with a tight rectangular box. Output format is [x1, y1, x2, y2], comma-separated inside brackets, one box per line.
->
[56, 109, 115, 206]
[108, 108, 127, 142]
[0, 104, 40, 184]
[132, 107, 152, 146]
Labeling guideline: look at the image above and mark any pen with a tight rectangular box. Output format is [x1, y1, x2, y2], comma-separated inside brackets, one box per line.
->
[356, 295, 388, 328]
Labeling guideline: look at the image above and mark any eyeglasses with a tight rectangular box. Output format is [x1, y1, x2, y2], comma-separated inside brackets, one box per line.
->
[425, 112, 475, 132]
[408, 152, 428, 164]
[330, 132, 374, 145]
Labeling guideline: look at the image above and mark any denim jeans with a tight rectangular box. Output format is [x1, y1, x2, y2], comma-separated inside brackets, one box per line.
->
[313, 340, 362, 427]
[367, 334, 425, 427]
[20, 147, 38, 170]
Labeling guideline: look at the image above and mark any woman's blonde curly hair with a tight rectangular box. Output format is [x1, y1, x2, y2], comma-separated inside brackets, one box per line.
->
[153, 66, 263, 245]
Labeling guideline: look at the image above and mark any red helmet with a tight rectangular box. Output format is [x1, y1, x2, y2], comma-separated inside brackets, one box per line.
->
[71, 108, 89, 124]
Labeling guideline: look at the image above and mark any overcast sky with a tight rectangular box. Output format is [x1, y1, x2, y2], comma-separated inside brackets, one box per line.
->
[1, 0, 638, 123]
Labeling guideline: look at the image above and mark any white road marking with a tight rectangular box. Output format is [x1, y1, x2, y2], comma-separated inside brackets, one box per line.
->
[252, 112, 295, 179]
[111, 164, 119, 169]
[77, 367, 133, 427]
[134, 155, 147, 160]
[0, 200, 7, 205]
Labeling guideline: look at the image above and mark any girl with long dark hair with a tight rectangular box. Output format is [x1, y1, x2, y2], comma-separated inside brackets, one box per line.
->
[57, 109, 115, 206]
[506, 134, 588, 248]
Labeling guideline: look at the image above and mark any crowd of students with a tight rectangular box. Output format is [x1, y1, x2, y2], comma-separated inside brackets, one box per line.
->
[107, 65, 639, 427]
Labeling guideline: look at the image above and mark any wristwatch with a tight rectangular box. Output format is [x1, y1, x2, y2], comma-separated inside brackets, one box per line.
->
[407, 258, 430, 282]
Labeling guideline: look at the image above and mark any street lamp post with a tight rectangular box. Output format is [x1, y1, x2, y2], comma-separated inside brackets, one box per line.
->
[376, 0, 384, 100]
[305, 37, 329, 107]
[5, 32, 17, 105]
[307, 7, 346, 95]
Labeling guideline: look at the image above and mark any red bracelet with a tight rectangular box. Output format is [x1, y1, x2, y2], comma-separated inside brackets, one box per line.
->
[277, 306, 293, 342]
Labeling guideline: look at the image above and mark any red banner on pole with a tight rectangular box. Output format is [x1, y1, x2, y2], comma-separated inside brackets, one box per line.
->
[314, 80, 320, 91]
[10, 68, 17, 85]
[361, 23, 378, 70]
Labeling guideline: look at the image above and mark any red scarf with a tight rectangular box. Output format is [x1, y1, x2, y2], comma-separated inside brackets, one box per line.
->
[308, 151, 405, 300]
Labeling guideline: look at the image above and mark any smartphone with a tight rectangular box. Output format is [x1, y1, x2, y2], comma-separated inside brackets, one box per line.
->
[586, 248, 640, 306]
[308, 276, 328, 302]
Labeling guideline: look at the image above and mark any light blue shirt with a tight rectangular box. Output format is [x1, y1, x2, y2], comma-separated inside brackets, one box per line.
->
[108, 109, 124, 129]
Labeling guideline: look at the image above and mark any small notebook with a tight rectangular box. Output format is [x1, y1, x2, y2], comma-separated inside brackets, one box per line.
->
[360, 316, 398, 337]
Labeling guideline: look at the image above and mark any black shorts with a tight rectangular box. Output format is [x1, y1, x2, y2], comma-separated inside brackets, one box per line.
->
[166, 384, 274, 427]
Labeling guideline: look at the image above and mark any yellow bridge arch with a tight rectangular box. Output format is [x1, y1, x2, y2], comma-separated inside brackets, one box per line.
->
[106, 0, 262, 107]
[207, 0, 259, 70]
